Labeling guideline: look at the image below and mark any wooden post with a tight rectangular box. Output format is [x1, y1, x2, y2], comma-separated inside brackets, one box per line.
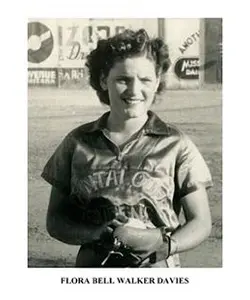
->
[158, 18, 165, 40]
[199, 18, 206, 88]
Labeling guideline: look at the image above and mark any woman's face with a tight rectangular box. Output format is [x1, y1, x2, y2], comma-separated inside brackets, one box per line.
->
[102, 55, 160, 120]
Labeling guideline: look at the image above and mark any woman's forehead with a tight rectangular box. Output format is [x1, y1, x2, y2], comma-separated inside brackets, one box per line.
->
[109, 56, 156, 76]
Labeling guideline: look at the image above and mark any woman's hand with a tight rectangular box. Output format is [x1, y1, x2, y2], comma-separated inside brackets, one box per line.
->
[95, 214, 129, 244]
[108, 214, 129, 228]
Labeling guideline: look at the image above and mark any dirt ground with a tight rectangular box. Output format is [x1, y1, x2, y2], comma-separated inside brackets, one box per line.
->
[28, 88, 222, 268]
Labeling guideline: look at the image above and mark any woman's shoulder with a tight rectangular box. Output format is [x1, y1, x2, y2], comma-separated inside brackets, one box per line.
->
[165, 122, 185, 138]
[162, 121, 201, 154]
[157, 118, 187, 141]
[164, 122, 195, 148]
[60, 118, 102, 147]
[71, 120, 99, 134]
[149, 111, 186, 139]
[67, 113, 106, 138]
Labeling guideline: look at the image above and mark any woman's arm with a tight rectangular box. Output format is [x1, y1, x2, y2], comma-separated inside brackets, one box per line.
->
[46, 187, 114, 245]
[170, 186, 212, 255]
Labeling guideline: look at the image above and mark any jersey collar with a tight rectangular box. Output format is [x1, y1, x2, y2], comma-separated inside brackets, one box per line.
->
[143, 111, 170, 136]
[86, 110, 170, 136]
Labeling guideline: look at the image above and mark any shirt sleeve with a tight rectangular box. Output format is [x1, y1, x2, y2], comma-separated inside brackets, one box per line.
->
[176, 134, 213, 198]
[41, 133, 75, 195]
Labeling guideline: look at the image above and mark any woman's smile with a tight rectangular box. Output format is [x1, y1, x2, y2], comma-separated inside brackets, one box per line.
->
[122, 98, 144, 105]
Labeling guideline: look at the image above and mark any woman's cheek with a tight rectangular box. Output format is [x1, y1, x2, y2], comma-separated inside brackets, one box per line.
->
[143, 89, 154, 101]
[115, 83, 127, 94]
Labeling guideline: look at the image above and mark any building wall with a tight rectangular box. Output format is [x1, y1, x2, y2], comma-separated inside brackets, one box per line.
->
[28, 18, 222, 89]
[163, 18, 200, 89]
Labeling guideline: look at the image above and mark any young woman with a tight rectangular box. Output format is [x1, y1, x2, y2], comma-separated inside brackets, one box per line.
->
[42, 29, 212, 268]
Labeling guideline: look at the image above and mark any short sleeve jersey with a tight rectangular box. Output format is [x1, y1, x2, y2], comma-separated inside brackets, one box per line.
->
[42, 111, 212, 267]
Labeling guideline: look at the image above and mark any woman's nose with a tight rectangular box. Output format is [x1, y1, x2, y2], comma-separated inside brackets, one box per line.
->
[127, 78, 142, 97]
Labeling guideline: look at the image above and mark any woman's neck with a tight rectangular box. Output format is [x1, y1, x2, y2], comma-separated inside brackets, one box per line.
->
[107, 112, 148, 135]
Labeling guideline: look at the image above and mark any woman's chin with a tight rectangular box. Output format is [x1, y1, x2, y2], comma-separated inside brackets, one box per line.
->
[123, 107, 147, 119]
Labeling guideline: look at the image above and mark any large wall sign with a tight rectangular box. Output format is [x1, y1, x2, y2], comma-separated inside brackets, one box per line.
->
[56, 19, 158, 68]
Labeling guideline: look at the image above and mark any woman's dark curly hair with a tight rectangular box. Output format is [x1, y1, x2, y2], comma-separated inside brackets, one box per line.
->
[85, 28, 171, 105]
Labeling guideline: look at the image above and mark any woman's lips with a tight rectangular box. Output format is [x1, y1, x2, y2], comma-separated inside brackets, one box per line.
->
[122, 98, 144, 105]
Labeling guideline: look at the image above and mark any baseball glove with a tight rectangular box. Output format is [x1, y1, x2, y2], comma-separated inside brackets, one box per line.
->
[110, 224, 170, 267]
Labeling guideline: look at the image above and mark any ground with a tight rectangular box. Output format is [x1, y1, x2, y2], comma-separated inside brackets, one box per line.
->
[28, 87, 222, 268]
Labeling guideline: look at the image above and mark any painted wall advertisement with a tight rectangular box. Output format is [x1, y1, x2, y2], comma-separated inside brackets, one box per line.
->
[164, 18, 200, 89]
[28, 18, 202, 89]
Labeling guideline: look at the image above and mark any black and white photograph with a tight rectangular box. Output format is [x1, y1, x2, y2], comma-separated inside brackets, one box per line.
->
[28, 18, 222, 269]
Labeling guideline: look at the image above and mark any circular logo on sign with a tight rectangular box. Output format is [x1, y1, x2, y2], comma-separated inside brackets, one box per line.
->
[28, 22, 54, 63]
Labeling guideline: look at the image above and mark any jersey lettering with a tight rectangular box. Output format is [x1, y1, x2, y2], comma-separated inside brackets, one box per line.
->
[76, 168, 174, 202]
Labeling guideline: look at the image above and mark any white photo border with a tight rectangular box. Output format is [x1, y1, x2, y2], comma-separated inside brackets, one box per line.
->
[2, 0, 249, 299]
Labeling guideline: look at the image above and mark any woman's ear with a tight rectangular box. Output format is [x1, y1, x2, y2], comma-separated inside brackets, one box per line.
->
[100, 74, 108, 91]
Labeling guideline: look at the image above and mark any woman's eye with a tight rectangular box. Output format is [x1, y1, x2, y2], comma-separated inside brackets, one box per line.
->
[141, 78, 152, 82]
[116, 78, 128, 83]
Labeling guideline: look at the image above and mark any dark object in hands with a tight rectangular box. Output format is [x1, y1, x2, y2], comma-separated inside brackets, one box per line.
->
[68, 196, 117, 225]
[84, 197, 117, 226]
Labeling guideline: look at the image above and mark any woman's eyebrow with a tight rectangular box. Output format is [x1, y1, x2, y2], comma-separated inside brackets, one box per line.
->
[115, 74, 133, 79]
[115, 73, 132, 76]
[116, 74, 153, 78]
